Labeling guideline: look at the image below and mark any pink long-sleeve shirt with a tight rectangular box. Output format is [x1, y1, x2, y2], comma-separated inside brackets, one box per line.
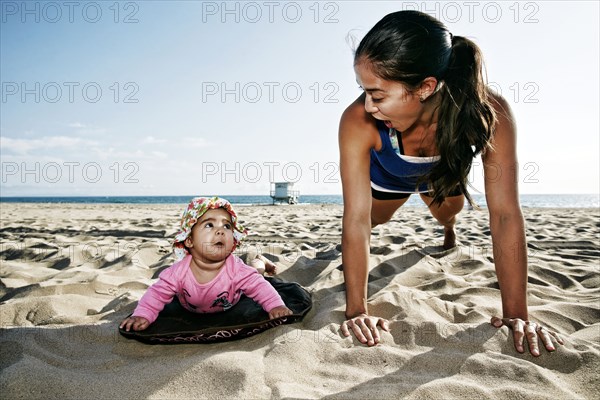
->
[132, 254, 285, 324]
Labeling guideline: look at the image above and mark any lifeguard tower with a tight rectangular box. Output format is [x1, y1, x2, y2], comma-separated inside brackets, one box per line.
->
[270, 182, 299, 205]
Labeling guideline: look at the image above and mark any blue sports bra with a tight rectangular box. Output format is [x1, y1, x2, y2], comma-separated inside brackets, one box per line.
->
[369, 120, 440, 193]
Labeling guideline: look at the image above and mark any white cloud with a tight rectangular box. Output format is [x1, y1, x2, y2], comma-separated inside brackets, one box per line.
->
[151, 151, 168, 159]
[67, 122, 107, 135]
[143, 136, 167, 144]
[91, 147, 146, 160]
[143, 136, 209, 148]
[0, 136, 99, 155]
[182, 137, 209, 148]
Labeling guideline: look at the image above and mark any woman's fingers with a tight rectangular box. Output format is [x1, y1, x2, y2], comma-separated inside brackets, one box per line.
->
[340, 320, 351, 337]
[342, 315, 390, 346]
[524, 321, 540, 356]
[351, 318, 371, 345]
[511, 319, 526, 353]
[380, 318, 390, 332]
[490, 316, 503, 328]
[364, 318, 381, 344]
[537, 326, 556, 352]
[491, 316, 564, 356]
[550, 330, 564, 345]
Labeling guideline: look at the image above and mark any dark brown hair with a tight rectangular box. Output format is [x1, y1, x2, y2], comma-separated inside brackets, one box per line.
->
[355, 10, 496, 206]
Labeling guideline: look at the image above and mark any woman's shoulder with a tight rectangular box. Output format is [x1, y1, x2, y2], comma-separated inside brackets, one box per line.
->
[487, 90, 515, 128]
[339, 94, 379, 147]
[483, 90, 517, 161]
[340, 93, 372, 126]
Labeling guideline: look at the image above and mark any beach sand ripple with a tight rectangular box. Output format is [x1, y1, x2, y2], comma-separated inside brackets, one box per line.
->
[0, 203, 598, 399]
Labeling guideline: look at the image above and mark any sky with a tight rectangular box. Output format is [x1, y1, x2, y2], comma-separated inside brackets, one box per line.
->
[1, 0, 599, 196]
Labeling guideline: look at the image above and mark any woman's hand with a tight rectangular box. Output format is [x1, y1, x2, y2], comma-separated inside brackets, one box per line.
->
[341, 313, 390, 346]
[491, 316, 564, 356]
[269, 306, 293, 319]
[120, 316, 150, 332]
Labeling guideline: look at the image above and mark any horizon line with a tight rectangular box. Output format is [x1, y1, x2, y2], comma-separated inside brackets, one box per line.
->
[1, 193, 599, 198]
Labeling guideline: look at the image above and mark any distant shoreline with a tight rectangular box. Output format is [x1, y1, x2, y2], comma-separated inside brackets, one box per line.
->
[0, 194, 598, 208]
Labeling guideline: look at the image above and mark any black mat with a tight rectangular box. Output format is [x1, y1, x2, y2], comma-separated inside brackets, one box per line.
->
[118, 278, 312, 344]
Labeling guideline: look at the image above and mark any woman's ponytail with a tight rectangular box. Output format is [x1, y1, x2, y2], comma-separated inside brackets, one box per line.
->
[425, 35, 496, 206]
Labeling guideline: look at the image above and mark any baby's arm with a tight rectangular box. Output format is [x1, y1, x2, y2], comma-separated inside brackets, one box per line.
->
[236, 262, 292, 319]
[121, 266, 179, 330]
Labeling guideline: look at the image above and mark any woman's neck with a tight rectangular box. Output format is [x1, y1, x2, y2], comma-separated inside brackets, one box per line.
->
[416, 91, 441, 128]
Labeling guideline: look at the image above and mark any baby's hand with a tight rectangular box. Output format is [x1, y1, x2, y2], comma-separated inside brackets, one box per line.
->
[269, 306, 293, 320]
[120, 315, 150, 332]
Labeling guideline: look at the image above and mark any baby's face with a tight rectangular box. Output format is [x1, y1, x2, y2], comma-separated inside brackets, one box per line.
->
[185, 208, 235, 262]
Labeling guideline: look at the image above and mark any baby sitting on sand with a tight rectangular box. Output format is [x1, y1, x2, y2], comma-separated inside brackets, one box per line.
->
[120, 196, 292, 332]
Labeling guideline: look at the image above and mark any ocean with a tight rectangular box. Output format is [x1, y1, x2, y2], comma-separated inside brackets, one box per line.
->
[0, 194, 598, 208]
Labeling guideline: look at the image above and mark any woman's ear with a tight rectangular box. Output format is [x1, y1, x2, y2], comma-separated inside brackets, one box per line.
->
[418, 77, 439, 101]
[184, 236, 193, 248]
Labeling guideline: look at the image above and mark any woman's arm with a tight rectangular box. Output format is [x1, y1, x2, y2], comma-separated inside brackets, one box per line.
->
[483, 94, 528, 319]
[338, 95, 389, 345]
[339, 99, 372, 318]
[483, 94, 563, 355]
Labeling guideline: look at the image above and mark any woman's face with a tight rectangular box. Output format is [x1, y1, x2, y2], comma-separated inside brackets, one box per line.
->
[354, 60, 423, 132]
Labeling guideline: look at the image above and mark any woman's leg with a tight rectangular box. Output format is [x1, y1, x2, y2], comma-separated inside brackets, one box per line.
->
[419, 193, 465, 249]
[371, 196, 411, 227]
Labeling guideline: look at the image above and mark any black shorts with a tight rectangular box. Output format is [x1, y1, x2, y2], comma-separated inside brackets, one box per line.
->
[371, 186, 463, 201]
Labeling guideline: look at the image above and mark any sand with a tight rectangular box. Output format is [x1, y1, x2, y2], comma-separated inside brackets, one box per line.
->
[0, 202, 598, 399]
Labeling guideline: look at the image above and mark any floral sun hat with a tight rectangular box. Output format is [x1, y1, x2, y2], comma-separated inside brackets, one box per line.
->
[173, 196, 248, 260]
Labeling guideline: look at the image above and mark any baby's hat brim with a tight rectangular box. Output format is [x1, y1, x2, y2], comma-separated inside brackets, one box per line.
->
[173, 196, 247, 260]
